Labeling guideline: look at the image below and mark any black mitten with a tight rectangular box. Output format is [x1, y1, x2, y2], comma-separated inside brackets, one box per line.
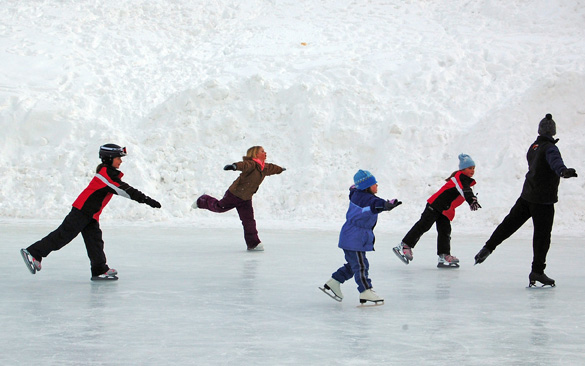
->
[384, 199, 402, 211]
[223, 164, 237, 171]
[144, 197, 161, 208]
[561, 168, 578, 178]
[470, 197, 481, 211]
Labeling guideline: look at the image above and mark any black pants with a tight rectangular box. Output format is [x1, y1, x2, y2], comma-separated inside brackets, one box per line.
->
[26, 208, 109, 277]
[402, 203, 452, 256]
[485, 197, 554, 274]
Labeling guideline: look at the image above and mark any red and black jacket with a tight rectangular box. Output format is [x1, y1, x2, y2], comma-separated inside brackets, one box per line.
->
[427, 171, 476, 221]
[72, 165, 149, 221]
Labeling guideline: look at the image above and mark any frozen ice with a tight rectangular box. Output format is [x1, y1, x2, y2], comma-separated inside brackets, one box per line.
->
[2, 221, 584, 365]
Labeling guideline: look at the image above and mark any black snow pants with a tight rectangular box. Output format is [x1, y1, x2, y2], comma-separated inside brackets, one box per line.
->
[26, 207, 109, 277]
[485, 197, 554, 274]
[402, 203, 453, 256]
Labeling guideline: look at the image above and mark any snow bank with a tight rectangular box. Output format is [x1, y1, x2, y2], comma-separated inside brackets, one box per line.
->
[1, 0, 583, 234]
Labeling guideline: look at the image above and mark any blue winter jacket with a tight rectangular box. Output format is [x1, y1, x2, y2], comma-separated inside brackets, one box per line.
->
[338, 188, 388, 252]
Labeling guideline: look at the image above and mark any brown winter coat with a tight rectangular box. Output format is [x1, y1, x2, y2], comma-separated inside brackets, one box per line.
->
[228, 157, 284, 200]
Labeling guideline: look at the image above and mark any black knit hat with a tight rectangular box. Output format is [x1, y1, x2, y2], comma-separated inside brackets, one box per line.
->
[538, 114, 556, 137]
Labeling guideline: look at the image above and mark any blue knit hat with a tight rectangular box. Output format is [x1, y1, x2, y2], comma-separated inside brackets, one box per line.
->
[458, 154, 475, 170]
[354, 170, 377, 190]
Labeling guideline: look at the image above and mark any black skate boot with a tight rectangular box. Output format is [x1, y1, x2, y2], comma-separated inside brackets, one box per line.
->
[474, 246, 492, 265]
[528, 272, 555, 287]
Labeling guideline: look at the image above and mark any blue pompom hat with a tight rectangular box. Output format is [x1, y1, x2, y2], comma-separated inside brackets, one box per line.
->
[354, 170, 377, 190]
[458, 154, 475, 170]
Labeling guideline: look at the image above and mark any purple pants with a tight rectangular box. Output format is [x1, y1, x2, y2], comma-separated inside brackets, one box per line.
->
[197, 190, 261, 249]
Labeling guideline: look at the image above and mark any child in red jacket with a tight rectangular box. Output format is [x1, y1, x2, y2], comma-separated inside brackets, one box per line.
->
[393, 154, 481, 268]
[20, 144, 161, 281]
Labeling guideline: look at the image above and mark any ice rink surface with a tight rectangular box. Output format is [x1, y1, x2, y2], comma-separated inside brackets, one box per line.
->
[2, 221, 584, 366]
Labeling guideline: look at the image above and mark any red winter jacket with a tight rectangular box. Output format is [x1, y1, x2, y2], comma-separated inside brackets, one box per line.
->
[72, 165, 150, 220]
[427, 171, 476, 221]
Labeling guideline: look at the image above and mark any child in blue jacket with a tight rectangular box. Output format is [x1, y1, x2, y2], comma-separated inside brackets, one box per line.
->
[320, 170, 401, 305]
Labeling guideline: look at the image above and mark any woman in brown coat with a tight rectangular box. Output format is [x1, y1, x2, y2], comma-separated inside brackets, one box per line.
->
[195, 146, 285, 251]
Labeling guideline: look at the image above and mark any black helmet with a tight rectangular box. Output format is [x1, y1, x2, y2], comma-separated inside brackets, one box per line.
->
[99, 144, 127, 163]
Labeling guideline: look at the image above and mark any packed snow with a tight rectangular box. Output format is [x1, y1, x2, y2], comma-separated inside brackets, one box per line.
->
[1, 1, 584, 365]
[1, 0, 583, 233]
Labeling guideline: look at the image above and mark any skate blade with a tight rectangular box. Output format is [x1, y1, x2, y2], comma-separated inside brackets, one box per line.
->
[357, 300, 384, 307]
[437, 263, 460, 269]
[20, 249, 36, 274]
[527, 281, 555, 289]
[392, 248, 410, 265]
[319, 287, 342, 302]
[91, 275, 119, 281]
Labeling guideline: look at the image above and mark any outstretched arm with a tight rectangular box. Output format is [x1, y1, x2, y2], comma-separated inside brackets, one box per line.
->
[373, 198, 402, 213]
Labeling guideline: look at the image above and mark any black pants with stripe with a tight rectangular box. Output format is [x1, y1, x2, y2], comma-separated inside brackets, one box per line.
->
[27, 208, 109, 277]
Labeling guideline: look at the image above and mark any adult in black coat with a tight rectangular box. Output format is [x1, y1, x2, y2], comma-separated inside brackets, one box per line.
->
[474, 114, 578, 287]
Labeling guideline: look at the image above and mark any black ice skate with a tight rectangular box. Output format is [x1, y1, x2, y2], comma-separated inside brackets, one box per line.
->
[474, 246, 492, 265]
[528, 272, 555, 288]
[20, 248, 41, 274]
[91, 268, 118, 281]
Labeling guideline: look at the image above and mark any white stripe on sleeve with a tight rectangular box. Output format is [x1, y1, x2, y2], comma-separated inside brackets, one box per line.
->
[95, 173, 131, 199]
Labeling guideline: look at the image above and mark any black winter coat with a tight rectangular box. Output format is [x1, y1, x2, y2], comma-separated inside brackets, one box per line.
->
[521, 135, 567, 204]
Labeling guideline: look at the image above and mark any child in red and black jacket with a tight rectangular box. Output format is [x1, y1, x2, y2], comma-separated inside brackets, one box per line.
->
[20, 144, 161, 281]
[393, 154, 481, 268]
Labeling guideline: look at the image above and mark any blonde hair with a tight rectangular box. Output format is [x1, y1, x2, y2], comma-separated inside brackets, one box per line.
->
[245, 146, 263, 159]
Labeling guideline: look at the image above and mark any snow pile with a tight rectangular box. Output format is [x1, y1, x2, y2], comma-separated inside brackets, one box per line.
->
[1, 0, 583, 234]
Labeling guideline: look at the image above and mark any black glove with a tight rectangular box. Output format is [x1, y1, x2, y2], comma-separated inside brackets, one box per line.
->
[224, 164, 237, 171]
[561, 168, 578, 178]
[384, 199, 402, 211]
[470, 197, 481, 211]
[281, 167, 286, 171]
[144, 197, 161, 209]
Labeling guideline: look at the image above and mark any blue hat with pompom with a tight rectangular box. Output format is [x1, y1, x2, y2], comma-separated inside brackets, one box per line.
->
[353, 170, 377, 190]
[458, 154, 475, 170]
